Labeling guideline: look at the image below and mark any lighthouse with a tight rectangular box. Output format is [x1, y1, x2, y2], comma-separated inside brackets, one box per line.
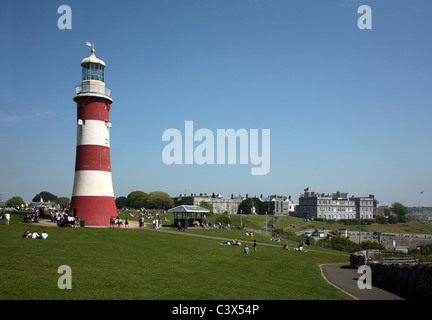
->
[69, 47, 117, 226]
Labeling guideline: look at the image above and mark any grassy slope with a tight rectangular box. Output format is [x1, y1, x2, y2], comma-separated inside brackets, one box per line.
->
[0, 220, 351, 300]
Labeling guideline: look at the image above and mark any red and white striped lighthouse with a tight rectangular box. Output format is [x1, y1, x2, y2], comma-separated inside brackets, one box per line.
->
[69, 47, 117, 226]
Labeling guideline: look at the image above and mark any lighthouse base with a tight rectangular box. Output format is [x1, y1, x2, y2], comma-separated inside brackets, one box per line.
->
[70, 196, 117, 227]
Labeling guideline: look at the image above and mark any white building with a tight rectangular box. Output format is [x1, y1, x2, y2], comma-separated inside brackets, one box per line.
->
[296, 191, 376, 220]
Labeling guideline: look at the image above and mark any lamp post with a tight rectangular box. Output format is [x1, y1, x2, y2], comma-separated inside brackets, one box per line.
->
[359, 216, 361, 244]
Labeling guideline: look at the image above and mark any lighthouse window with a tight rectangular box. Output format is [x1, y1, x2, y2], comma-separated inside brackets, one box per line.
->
[82, 62, 105, 82]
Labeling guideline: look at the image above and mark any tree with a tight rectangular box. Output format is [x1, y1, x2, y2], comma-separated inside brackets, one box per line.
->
[126, 191, 148, 209]
[145, 191, 174, 210]
[383, 208, 391, 217]
[56, 197, 70, 207]
[374, 216, 388, 224]
[6, 196, 25, 208]
[397, 215, 407, 223]
[32, 191, 58, 203]
[387, 215, 398, 224]
[391, 202, 409, 216]
[238, 197, 265, 214]
[199, 201, 214, 214]
[115, 196, 128, 208]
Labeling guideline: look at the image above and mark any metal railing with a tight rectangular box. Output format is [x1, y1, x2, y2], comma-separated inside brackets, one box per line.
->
[365, 250, 418, 264]
[75, 84, 111, 97]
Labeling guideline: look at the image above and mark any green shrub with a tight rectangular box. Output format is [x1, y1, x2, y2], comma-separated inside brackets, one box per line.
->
[216, 215, 232, 225]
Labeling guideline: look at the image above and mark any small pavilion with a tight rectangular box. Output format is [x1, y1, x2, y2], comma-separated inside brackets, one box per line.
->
[168, 205, 209, 228]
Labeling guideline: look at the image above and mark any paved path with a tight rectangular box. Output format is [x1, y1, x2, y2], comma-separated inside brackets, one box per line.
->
[320, 263, 407, 300]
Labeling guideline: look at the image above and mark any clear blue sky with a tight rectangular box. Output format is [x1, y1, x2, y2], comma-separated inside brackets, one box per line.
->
[1, 0, 431, 207]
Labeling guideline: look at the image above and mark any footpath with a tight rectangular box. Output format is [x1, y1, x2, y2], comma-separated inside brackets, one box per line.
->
[320, 263, 407, 300]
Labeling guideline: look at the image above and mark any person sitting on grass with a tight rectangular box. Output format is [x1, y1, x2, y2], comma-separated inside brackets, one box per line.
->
[41, 231, 49, 239]
[32, 231, 40, 239]
[244, 244, 249, 254]
[295, 244, 304, 251]
[22, 229, 31, 238]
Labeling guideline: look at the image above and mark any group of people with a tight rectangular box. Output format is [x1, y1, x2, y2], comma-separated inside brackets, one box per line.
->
[220, 238, 243, 246]
[283, 242, 306, 251]
[23, 212, 39, 223]
[22, 229, 48, 239]
[110, 216, 129, 228]
[219, 239, 256, 254]
[47, 210, 80, 227]
[152, 216, 162, 229]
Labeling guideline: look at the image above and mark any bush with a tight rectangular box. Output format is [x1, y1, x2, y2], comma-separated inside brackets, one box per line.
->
[319, 235, 385, 252]
[359, 241, 386, 251]
[216, 215, 232, 225]
[274, 228, 297, 237]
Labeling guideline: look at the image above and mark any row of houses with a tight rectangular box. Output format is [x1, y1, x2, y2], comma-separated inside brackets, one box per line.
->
[173, 193, 296, 215]
[172, 190, 379, 220]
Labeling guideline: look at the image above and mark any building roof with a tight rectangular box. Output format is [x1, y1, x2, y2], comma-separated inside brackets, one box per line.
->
[168, 205, 210, 213]
[29, 201, 58, 208]
[81, 49, 106, 67]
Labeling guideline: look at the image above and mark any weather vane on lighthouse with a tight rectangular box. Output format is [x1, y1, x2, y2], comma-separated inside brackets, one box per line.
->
[86, 41, 96, 52]
[69, 43, 117, 226]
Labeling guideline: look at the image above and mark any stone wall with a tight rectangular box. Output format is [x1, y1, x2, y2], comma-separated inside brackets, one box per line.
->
[374, 206, 432, 221]
[379, 234, 432, 249]
[369, 263, 432, 299]
[350, 251, 432, 299]
[195, 198, 242, 214]
[408, 207, 432, 221]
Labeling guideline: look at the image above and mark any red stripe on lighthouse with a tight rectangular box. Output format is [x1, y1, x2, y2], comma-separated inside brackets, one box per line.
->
[70, 196, 117, 227]
[77, 97, 110, 122]
[75, 145, 112, 171]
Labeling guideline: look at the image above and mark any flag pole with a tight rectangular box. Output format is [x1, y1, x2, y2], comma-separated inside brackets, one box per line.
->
[420, 191, 424, 207]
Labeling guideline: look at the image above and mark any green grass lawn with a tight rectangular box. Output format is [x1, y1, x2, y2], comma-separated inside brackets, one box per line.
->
[0, 219, 352, 300]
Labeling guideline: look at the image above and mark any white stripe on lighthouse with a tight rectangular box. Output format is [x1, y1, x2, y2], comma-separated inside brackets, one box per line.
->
[72, 170, 115, 197]
[77, 119, 110, 147]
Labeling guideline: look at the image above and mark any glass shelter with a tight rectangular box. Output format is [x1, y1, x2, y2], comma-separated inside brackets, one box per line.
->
[168, 205, 210, 228]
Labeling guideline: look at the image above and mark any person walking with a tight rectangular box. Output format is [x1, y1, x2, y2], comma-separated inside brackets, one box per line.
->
[253, 240, 257, 252]
[5, 213, 10, 225]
